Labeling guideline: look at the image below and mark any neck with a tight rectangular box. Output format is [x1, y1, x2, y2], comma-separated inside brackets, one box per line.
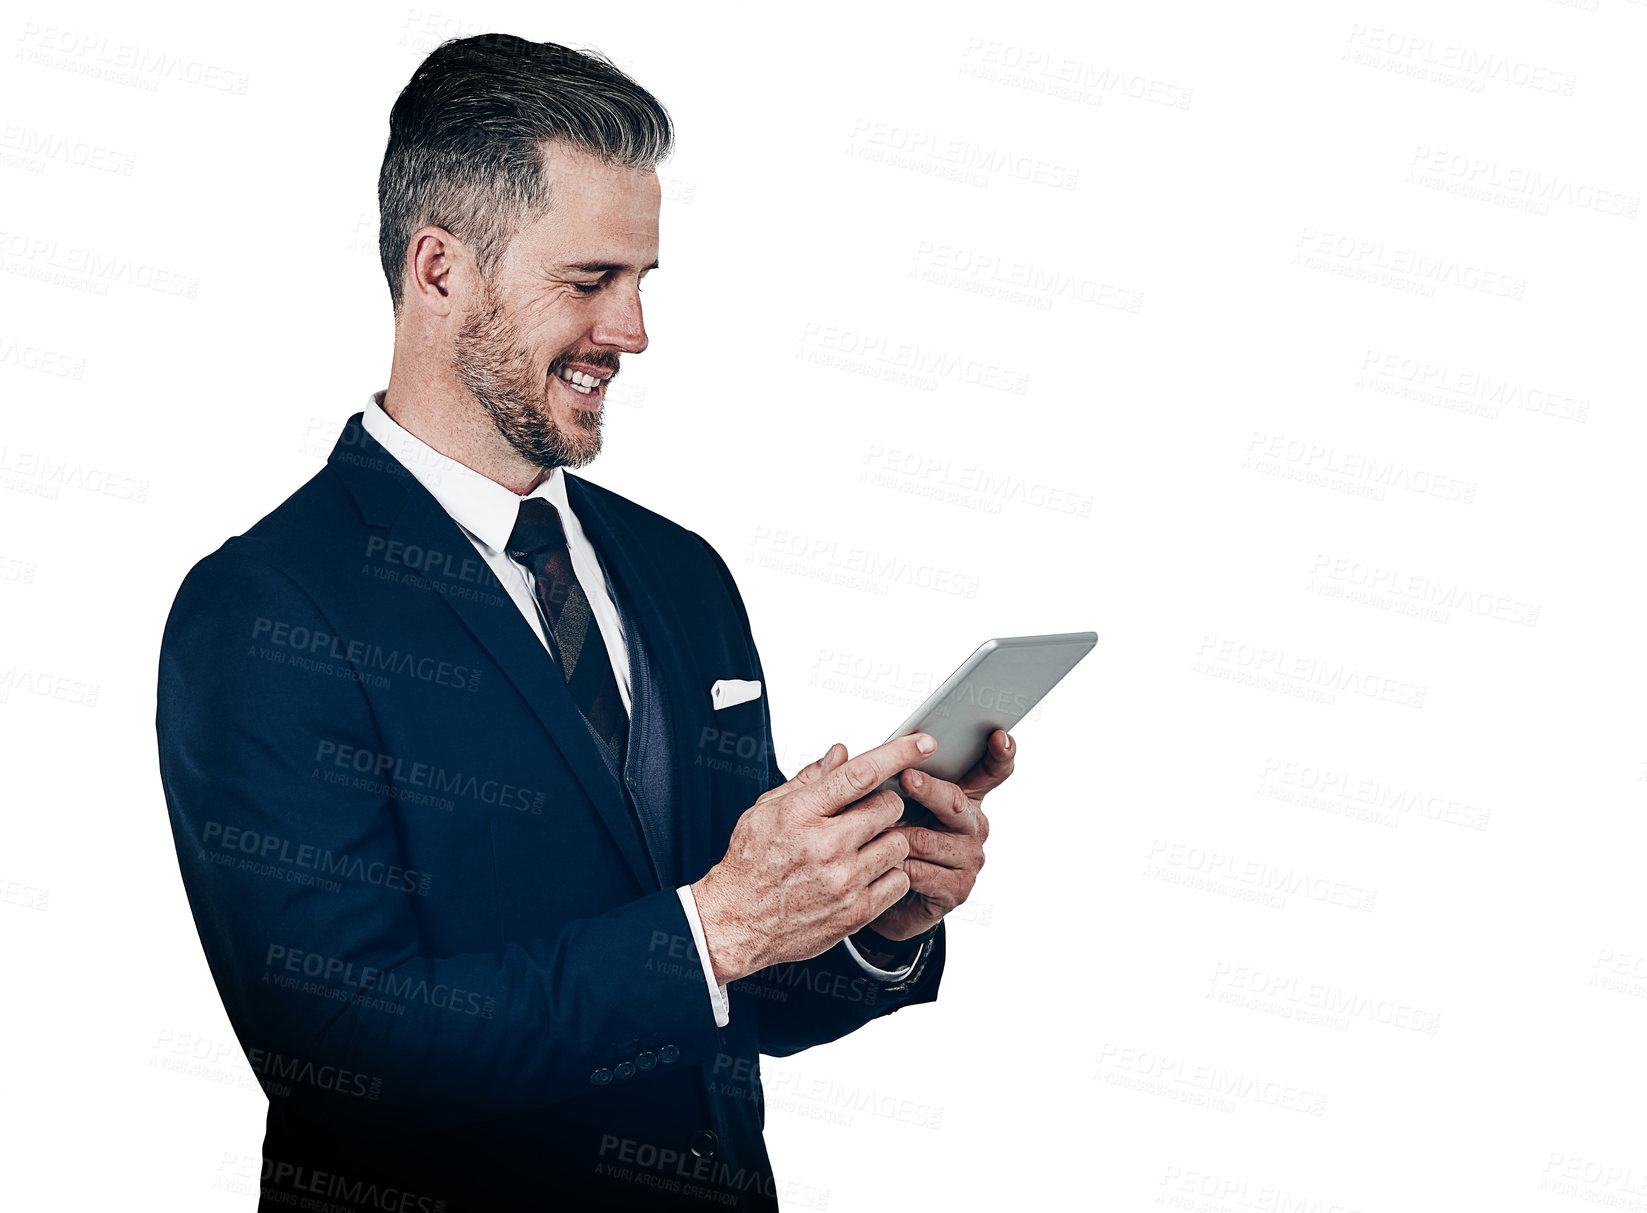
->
[381, 360, 551, 496]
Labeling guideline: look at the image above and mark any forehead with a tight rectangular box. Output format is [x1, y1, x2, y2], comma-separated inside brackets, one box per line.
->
[507, 141, 661, 264]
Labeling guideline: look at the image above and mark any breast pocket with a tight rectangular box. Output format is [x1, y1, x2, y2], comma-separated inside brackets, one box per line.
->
[696, 693, 773, 791]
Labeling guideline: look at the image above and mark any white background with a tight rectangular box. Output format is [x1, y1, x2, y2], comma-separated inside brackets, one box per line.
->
[3, 1, 1644, 1209]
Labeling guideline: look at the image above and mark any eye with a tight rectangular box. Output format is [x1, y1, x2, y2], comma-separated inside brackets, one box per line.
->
[571, 281, 603, 295]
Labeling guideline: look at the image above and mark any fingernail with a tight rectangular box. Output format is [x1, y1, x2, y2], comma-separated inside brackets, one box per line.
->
[916, 734, 936, 754]
[909, 771, 923, 789]
[1004, 734, 1013, 753]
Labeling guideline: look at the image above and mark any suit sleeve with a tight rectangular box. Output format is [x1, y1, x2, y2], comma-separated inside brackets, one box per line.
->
[690, 535, 945, 1057]
[155, 549, 724, 1124]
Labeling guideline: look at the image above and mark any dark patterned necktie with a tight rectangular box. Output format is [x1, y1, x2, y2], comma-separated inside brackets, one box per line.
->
[505, 497, 630, 765]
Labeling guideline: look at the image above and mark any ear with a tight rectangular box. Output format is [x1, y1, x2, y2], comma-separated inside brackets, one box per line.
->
[403, 225, 461, 316]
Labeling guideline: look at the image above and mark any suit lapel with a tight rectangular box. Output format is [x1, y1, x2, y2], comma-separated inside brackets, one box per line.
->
[566, 475, 717, 883]
[326, 415, 658, 893]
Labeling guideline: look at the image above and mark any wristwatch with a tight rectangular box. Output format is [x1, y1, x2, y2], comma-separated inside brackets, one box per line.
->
[853, 922, 937, 968]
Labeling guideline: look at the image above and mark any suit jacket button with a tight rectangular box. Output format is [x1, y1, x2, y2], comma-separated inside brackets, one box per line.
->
[636, 1051, 657, 1071]
[689, 1129, 718, 1159]
[591, 1068, 613, 1086]
[615, 1060, 636, 1080]
[659, 1044, 680, 1064]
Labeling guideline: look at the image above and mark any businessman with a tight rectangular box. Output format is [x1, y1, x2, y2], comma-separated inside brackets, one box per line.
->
[156, 34, 1011, 1211]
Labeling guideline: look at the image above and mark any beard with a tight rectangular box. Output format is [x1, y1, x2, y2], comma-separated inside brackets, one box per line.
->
[451, 275, 609, 471]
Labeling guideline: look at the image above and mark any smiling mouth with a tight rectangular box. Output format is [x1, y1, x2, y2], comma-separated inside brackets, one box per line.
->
[556, 367, 600, 395]
[551, 358, 615, 399]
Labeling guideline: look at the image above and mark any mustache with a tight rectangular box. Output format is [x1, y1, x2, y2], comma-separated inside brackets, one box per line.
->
[551, 350, 621, 378]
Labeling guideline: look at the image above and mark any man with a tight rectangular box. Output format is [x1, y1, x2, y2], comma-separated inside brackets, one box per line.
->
[156, 34, 1011, 1211]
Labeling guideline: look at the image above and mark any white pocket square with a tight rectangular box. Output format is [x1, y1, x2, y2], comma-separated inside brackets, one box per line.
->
[710, 678, 762, 710]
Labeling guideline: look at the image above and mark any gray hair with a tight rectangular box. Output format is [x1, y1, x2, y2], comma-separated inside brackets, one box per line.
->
[377, 34, 673, 316]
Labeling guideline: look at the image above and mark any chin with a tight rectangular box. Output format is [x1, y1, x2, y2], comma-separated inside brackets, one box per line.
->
[560, 421, 603, 469]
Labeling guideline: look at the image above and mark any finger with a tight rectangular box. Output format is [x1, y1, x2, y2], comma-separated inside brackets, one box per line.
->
[790, 742, 845, 788]
[896, 826, 982, 871]
[898, 768, 981, 836]
[957, 729, 1016, 800]
[836, 787, 908, 847]
[892, 865, 952, 926]
[808, 733, 936, 817]
[758, 743, 842, 805]
[864, 863, 912, 919]
[902, 858, 970, 909]
[856, 828, 911, 882]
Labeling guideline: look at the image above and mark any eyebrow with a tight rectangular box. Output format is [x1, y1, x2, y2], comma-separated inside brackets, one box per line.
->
[555, 259, 660, 274]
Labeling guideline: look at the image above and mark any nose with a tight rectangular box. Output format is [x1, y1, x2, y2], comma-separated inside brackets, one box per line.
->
[591, 281, 648, 355]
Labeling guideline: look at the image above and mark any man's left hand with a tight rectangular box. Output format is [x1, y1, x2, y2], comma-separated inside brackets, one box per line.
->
[858, 728, 1014, 946]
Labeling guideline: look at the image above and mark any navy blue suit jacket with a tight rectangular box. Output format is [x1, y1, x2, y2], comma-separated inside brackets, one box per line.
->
[155, 414, 944, 1211]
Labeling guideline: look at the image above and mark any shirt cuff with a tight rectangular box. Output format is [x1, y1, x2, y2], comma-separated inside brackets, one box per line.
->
[842, 931, 924, 981]
[676, 884, 730, 1028]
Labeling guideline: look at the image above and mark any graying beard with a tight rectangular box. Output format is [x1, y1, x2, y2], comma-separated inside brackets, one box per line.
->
[453, 292, 601, 470]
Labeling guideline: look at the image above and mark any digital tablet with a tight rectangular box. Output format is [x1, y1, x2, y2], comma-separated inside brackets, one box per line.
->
[876, 631, 1098, 801]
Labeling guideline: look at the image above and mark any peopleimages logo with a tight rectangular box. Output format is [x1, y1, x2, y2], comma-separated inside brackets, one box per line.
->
[244, 1047, 381, 1100]
[362, 535, 507, 590]
[312, 740, 545, 814]
[0, 229, 201, 296]
[263, 944, 494, 1019]
[200, 821, 431, 896]
[596, 1136, 829, 1209]
[260, 1157, 446, 1212]
[251, 617, 482, 692]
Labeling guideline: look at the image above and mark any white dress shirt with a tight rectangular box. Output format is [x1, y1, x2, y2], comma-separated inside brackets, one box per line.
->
[360, 392, 918, 1028]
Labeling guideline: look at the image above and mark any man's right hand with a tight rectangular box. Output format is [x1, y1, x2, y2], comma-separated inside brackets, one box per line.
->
[690, 733, 937, 985]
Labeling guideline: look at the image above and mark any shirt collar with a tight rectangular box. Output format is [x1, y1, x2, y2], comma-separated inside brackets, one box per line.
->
[360, 389, 569, 555]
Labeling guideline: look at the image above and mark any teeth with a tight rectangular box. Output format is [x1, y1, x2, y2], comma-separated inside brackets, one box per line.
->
[556, 365, 603, 395]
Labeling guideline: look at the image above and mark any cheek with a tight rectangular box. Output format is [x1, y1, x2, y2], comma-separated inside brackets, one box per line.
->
[515, 298, 581, 352]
